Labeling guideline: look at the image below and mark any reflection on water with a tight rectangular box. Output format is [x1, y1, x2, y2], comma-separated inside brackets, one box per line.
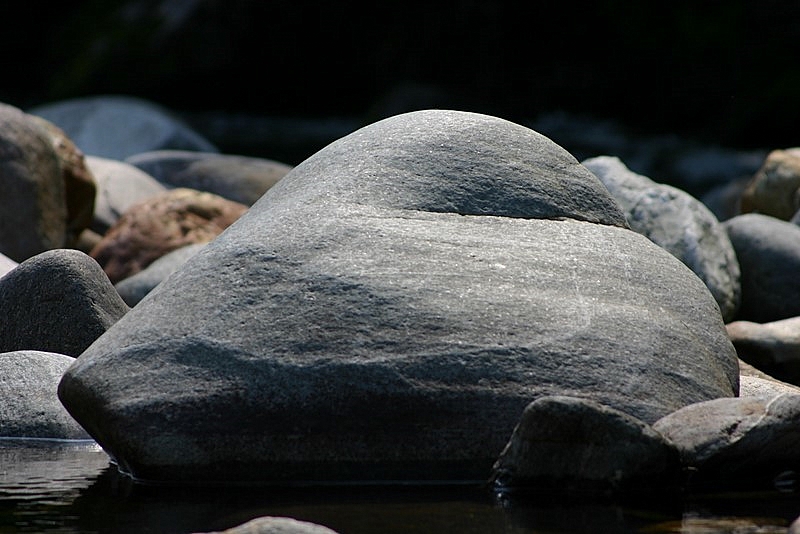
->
[1, 440, 799, 533]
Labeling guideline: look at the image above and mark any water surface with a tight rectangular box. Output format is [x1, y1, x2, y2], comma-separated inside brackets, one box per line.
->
[1, 440, 799, 533]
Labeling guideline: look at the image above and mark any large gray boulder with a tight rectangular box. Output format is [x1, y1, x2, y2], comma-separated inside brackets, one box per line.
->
[583, 155, 741, 322]
[0, 249, 129, 357]
[0, 350, 90, 439]
[724, 213, 800, 322]
[59, 110, 738, 485]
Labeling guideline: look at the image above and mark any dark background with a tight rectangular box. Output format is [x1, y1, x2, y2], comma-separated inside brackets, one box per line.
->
[2, 0, 799, 151]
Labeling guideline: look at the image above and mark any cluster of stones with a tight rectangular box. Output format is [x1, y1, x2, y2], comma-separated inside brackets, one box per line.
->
[5, 96, 800, 515]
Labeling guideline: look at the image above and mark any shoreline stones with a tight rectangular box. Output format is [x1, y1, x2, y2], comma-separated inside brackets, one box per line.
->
[653, 393, 800, 491]
[59, 110, 738, 485]
[491, 396, 682, 494]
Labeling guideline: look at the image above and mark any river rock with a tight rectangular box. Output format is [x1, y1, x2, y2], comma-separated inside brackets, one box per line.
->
[59, 110, 738, 485]
[727, 317, 800, 386]
[491, 396, 682, 494]
[86, 155, 168, 235]
[0, 350, 90, 439]
[89, 188, 247, 283]
[583, 155, 741, 322]
[126, 150, 292, 205]
[29, 95, 218, 160]
[740, 148, 800, 220]
[723, 213, 800, 322]
[0, 102, 67, 262]
[0, 249, 129, 357]
[197, 516, 340, 534]
[653, 394, 800, 490]
[115, 243, 206, 307]
[30, 115, 97, 248]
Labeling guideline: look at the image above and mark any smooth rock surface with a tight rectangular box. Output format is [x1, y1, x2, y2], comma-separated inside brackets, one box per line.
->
[0, 249, 129, 357]
[59, 110, 738, 484]
[29, 95, 218, 160]
[583, 155, 741, 321]
[653, 394, 800, 490]
[86, 155, 168, 235]
[723, 213, 800, 322]
[126, 150, 292, 205]
[0, 351, 90, 439]
[492, 396, 682, 493]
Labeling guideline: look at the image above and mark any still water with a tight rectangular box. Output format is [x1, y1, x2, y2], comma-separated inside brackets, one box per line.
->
[1, 439, 799, 533]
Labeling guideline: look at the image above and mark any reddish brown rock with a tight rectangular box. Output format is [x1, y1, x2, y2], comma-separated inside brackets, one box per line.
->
[90, 188, 247, 283]
[740, 148, 800, 220]
[30, 116, 97, 247]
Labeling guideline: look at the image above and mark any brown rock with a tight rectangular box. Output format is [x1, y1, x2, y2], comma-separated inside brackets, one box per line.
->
[0, 103, 66, 262]
[30, 116, 96, 247]
[90, 188, 247, 283]
[740, 148, 800, 220]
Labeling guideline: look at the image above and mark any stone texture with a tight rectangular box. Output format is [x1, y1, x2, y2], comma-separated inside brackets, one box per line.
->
[727, 317, 800, 386]
[491, 396, 682, 494]
[90, 188, 247, 283]
[115, 243, 206, 307]
[196, 516, 340, 534]
[0, 249, 129, 357]
[86, 155, 168, 235]
[29, 95, 218, 160]
[30, 115, 97, 248]
[0, 350, 90, 439]
[653, 394, 800, 490]
[126, 150, 292, 205]
[0, 102, 67, 262]
[59, 110, 738, 485]
[583, 155, 741, 321]
[723, 213, 800, 322]
[740, 375, 800, 400]
[740, 148, 800, 220]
